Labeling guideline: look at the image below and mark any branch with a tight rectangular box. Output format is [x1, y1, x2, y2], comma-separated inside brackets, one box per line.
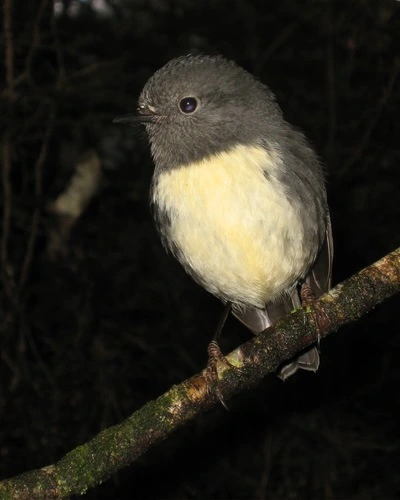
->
[1, 132, 15, 303]
[3, 0, 15, 97]
[1, 0, 16, 303]
[1, 247, 399, 499]
[19, 106, 55, 288]
[25, 0, 51, 80]
[46, 150, 102, 259]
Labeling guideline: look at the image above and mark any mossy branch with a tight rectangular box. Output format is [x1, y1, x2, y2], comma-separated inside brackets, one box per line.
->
[1, 247, 399, 499]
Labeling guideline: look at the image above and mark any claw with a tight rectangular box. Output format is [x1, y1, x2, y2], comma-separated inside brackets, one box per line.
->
[300, 283, 331, 332]
[205, 341, 235, 410]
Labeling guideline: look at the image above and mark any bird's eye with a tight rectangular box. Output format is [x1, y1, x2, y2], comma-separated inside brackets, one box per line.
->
[179, 97, 198, 114]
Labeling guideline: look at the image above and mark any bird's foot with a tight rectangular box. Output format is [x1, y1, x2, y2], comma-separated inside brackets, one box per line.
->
[300, 282, 330, 345]
[205, 340, 235, 410]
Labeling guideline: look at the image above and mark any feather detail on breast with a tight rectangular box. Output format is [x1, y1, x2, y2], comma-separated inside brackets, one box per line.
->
[233, 217, 333, 379]
[233, 215, 333, 332]
[152, 143, 316, 307]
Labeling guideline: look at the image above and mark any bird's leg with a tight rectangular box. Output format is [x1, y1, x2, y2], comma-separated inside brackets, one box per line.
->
[207, 301, 232, 361]
[206, 301, 233, 409]
[299, 281, 330, 349]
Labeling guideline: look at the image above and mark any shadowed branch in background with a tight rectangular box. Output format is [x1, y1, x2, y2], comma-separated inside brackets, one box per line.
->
[46, 150, 102, 259]
[1, 0, 16, 304]
[0, 247, 399, 500]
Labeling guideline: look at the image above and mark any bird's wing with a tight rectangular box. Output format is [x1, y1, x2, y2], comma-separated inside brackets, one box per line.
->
[307, 215, 333, 296]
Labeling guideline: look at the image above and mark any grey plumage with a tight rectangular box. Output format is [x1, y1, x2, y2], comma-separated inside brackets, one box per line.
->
[139, 55, 285, 168]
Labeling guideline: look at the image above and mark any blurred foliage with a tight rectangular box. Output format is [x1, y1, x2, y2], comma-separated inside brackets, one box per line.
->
[1, 0, 400, 498]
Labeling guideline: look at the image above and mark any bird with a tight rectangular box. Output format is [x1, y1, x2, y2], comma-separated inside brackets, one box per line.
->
[114, 54, 333, 380]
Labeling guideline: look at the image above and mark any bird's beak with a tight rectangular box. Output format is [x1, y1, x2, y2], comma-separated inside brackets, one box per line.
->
[113, 114, 156, 125]
[113, 105, 158, 125]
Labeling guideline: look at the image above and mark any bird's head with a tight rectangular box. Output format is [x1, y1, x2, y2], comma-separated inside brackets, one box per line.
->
[114, 55, 283, 170]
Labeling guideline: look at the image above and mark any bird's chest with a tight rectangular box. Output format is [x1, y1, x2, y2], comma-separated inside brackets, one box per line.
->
[152, 145, 308, 307]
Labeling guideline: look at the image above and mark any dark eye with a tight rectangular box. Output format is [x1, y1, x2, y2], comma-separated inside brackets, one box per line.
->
[179, 97, 198, 114]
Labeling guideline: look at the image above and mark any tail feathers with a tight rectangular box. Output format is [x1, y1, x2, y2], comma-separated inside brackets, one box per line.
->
[232, 287, 300, 335]
[233, 291, 319, 380]
[277, 347, 320, 381]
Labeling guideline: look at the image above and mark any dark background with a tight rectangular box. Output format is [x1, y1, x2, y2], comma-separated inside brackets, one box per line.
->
[1, 0, 400, 498]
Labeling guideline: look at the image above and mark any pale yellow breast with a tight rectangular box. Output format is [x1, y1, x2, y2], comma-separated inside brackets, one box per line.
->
[154, 144, 309, 307]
